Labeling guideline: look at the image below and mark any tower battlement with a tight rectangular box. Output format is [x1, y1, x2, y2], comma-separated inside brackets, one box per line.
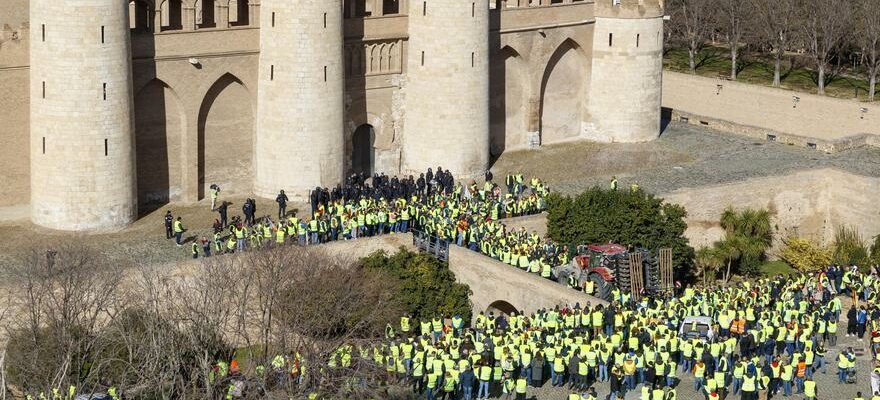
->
[594, 0, 663, 19]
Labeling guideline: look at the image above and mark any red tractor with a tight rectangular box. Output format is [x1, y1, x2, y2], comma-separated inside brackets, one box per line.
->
[554, 243, 660, 301]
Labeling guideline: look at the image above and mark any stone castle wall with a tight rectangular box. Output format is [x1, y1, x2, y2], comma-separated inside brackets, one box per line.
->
[255, 0, 345, 198]
[0, 1, 669, 230]
[29, 0, 137, 230]
[662, 72, 880, 152]
[587, 12, 663, 142]
[402, 0, 491, 177]
[663, 168, 880, 254]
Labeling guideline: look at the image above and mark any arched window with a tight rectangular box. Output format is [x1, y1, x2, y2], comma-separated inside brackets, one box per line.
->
[195, 0, 216, 28]
[229, 0, 251, 26]
[128, 0, 153, 32]
[159, 0, 183, 31]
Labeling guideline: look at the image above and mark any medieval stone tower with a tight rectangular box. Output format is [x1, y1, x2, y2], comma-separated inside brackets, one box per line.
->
[4, 0, 667, 231]
[402, 0, 490, 178]
[588, 0, 664, 142]
[29, 0, 137, 230]
[255, 0, 345, 198]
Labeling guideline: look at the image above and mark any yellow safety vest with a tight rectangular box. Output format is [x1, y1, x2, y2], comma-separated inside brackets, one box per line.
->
[804, 380, 816, 398]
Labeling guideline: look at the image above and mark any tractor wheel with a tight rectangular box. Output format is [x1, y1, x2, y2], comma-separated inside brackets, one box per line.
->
[616, 256, 631, 293]
[646, 255, 662, 291]
[590, 273, 612, 301]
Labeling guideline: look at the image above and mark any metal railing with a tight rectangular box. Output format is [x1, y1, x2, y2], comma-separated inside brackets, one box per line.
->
[412, 230, 450, 262]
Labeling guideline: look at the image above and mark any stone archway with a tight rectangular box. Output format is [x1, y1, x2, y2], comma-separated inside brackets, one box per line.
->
[539, 38, 586, 146]
[351, 124, 376, 176]
[490, 45, 528, 156]
[134, 78, 184, 215]
[197, 73, 254, 200]
[487, 300, 518, 317]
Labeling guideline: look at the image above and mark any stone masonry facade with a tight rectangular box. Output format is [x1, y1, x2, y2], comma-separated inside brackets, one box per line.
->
[0, 0, 665, 230]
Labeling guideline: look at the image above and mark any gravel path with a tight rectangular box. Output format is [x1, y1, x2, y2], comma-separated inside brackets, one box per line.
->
[491, 123, 880, 197]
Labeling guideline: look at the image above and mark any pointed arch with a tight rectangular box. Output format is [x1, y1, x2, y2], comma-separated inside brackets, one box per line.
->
[388, 41, 398, 72]
[134, 78, 186, 214]
[197, 73, 254, 199]
[538, 38, 587, 146]
[369, 44, 380, 74]
[490, 44, 529, 156]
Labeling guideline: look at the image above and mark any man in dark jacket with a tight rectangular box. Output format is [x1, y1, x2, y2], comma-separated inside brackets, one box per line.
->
[275, 190, 288, 220]
[164, 210, 174, 239]
[217, 201, 229, 228]
[459, 365, 475, 400]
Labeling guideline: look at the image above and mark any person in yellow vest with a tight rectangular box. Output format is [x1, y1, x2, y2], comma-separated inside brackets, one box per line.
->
[477, 361, 493, 399]
[400, 315, 411, 334]
[741, 371, 757, 400]
[173, 216, 185, 246]
[803, 376, 817, 400]
[502, 372, 516, 400]
[514, 374, 528, 400]
[651, 384, 665, 400]
[693, 359, 706, 392]
[426, 371, 439, 400]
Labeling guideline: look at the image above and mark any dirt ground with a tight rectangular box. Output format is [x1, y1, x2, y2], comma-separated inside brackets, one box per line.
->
[3, 123, 880, 265]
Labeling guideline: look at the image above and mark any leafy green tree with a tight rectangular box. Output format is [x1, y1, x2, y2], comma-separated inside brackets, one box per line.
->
[545, 188, 694, 279]
[715, 207, 773, 278]
[361, 248, 473, 324]
[833, 225, 870, 268]
[780, 236, 833, 273]
[871, 235, 880, 266]
[694, 246, 724, 285]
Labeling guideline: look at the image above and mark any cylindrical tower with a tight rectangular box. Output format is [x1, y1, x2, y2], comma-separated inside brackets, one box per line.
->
[403, 0, 490, 177]
[255, 0, 344, 198]
[30, 0, 137, 230]
[588, 0, 664, 142]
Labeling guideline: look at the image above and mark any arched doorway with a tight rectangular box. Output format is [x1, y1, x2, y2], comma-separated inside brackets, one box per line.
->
[351, 124, 375, 176]
[490, 46, 527, 156]
[134, 79, 184, 215]
[487, 300, 518, 317]
[198, 73, 254, 200]
[539, 39, 586, 145]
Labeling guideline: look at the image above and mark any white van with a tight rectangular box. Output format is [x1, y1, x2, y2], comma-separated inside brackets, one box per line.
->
[679, 316, 715, 341]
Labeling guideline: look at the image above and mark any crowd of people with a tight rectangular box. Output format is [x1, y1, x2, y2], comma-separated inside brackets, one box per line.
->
[267, 269, 877, 400]
[169, 171, 880, 400]
[212, 268, 880, 399]
[167, 168, 565, 271]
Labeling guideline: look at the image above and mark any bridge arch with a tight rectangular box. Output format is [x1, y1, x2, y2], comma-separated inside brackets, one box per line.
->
[487, 300, 519, 317]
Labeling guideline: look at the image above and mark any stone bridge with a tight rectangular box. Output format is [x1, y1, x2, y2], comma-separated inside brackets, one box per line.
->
[447, 244, 606, 316]
[327, 232, 606, 317]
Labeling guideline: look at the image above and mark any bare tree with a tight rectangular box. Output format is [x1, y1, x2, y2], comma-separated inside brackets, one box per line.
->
[2, 243, 124, 396]
[668, 0, 717, 74]
[799, 0, 852, 95]
[751, 0, 798, 86]
[855, 0, 880, 100]
[717, 0, 751, 80]
[2, 242, 411, 399]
